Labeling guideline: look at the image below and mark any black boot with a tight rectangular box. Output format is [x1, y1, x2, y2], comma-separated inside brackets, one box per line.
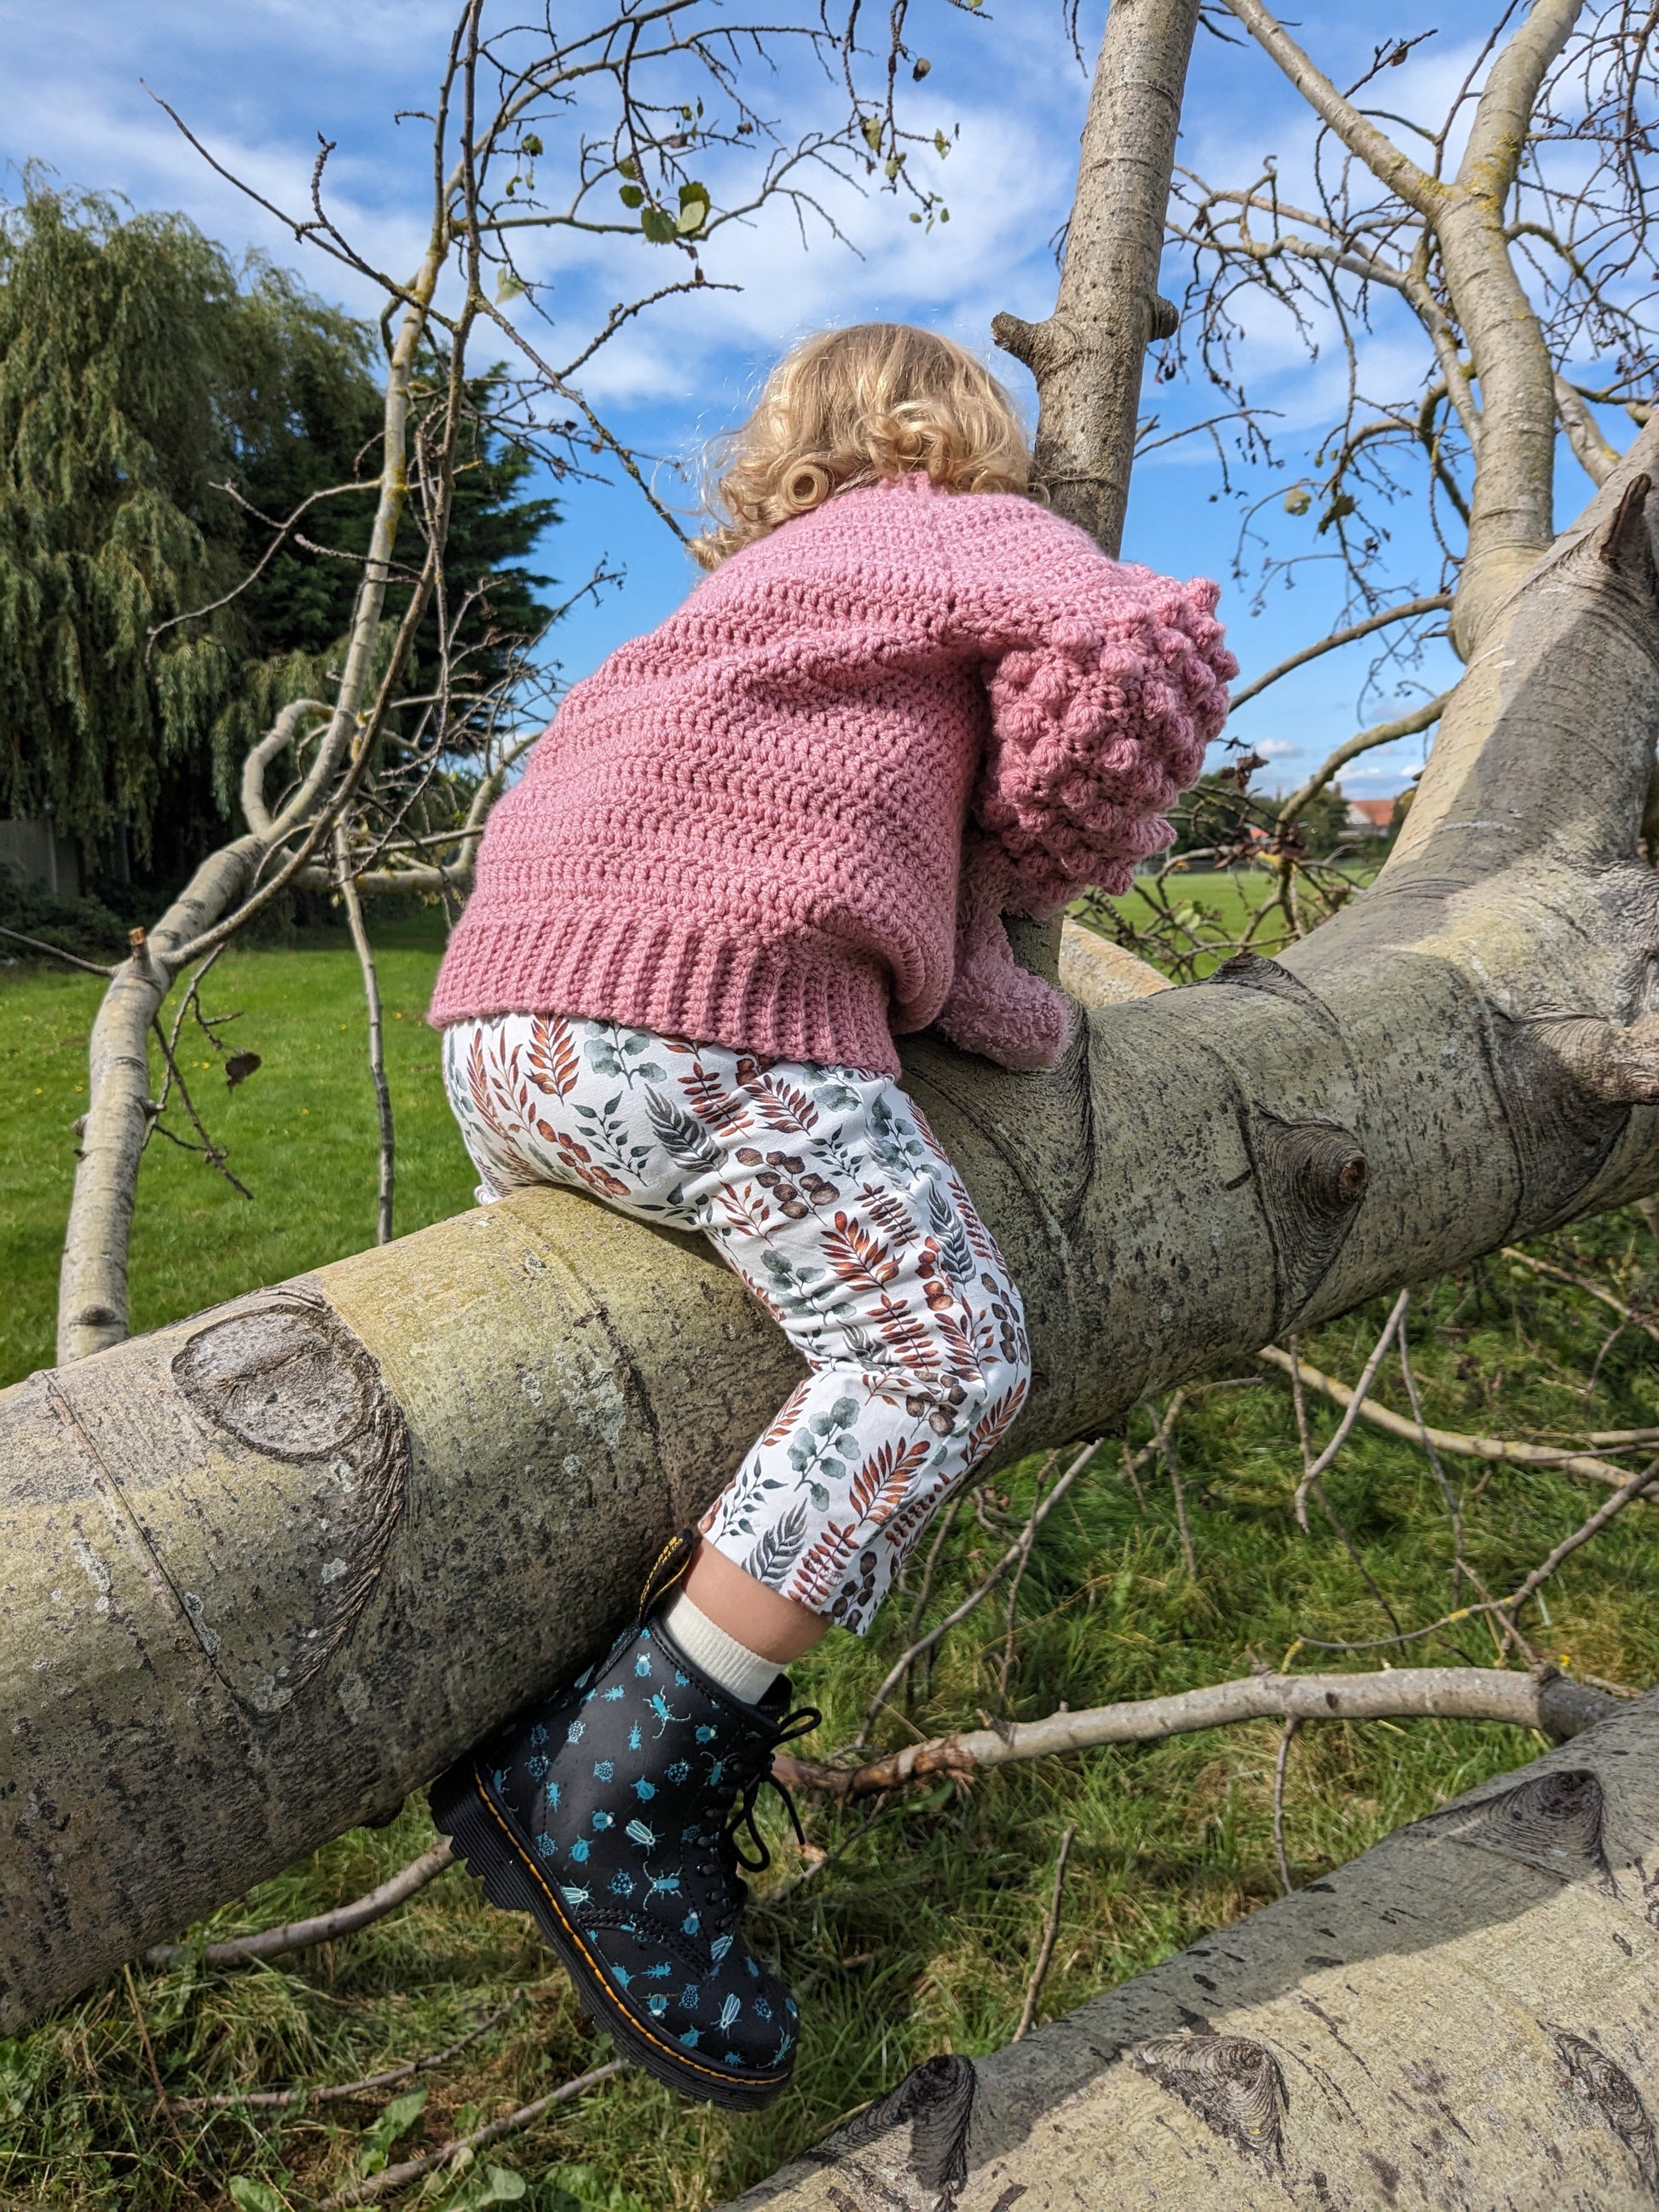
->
[430, 1544, 820, 2111]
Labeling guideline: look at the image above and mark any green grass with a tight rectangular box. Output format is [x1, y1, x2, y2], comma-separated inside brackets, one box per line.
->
[4, 921, 1659, 2210]
[1, 916, 477, 1386]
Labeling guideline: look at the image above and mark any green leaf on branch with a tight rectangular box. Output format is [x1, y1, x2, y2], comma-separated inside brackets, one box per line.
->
[494, 270, 526, 303]
[618, 184, 645, 209]
[639, 206, 677, 245]
[861, 117, 884, 150]
[1316, 491, 1357, 534]
[676, 182, 710, 234]
[520, 134, 543, 158]
[617, 157, 640, 181]
[1283, 484, 1312, 516]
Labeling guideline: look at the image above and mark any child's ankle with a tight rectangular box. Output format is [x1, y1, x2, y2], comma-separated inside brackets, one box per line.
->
[661, 1590, 783, 1707]
[680, 1541, 829, 1666]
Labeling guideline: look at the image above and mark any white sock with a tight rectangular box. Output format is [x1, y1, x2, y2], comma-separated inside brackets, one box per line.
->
[662, 1591, 782, 1707]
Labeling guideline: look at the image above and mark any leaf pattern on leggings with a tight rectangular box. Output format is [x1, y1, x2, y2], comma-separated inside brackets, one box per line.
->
[442, 1009, 1032, 1632]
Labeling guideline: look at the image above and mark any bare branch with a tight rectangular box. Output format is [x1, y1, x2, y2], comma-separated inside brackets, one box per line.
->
[171, 1999, 521, 2111]
[1218, 0, 1443, 216]
[1014, 1825, 1076, 2040]
[774, 1667, 1616, 1802]
[143, 1839, 454, 1968]
[316, 2059, 628, 2208]
[1260, 1343, 1658, 1493]
[1229, 594, 1453, 711]
[1275, 693, 1450, 829]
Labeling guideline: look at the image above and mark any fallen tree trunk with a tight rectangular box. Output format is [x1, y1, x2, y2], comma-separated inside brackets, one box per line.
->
[726, 1688, 1659, 2212]
[6, 436, 1659, 2032]
[7, 428, 1659, 2029]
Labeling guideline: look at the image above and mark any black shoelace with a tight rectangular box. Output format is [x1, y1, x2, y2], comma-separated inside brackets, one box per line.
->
[695, 1705, 823, 1922]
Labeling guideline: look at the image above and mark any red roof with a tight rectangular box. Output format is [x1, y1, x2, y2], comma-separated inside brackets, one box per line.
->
[1347, 798, 1399, 829]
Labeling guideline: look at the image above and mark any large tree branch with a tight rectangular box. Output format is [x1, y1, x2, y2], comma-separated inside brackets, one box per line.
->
[1457, 0, 1587, 206]
[1217, 0, 1443, 217]
[10, 430, 1659, 2031]
[991, 0, 1201, 556]
[734, 1690, 1659, 2209]
[776, 1666, 1615, 1802]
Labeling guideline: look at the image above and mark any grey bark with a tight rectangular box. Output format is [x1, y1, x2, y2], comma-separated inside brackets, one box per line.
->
[991, 0, 1199, 554]
[727, 1692, 1659, 2211]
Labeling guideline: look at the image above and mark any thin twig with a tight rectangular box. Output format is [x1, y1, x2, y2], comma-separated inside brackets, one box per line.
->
[317, 2059, 628, 2207]
[997, 1456, 1065, 1707]
[1501, 1244, 1659, 1348]
[146, 1017, 253, 1200]
[123, 1964, 177, 2134]
[1119, 1433, 1147, 1510]
[1263, 1343, 1655, 1493]
[0, 925, 116, 974]
[905, 1491, 967, 1637]
[855, 1439, 1105, 1745]
[336, 823, 396, 1243]
[1272, 1718, 1298, 1896]
[145, 1840, 454, 1968]
[1397, 1317, 1463, 1604]
[1298, 1458, 1659, 1655]
[171, 2000, 522, 2111]
[1293, 1290, 1410, 1529]
[1161, 1419, 1198, 1577]
[1014, 1826, 1076, 2041]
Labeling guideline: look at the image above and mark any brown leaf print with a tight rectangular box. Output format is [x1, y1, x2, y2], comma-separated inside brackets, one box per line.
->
[845, 1436, 932, 1525]
[786, 1521, 864, 1612]
[759, 1382, 812, 1450]
[966, 1383, 1028, 1462]
[824, 1213, 902, 1294]
[682, 1060, 754, 1131]
[526, 1013, 581, 1100]
[744, 1076, 820, 1134]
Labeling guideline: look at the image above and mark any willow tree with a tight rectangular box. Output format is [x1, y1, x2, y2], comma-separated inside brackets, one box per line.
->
[9, 0, 1659, 2202]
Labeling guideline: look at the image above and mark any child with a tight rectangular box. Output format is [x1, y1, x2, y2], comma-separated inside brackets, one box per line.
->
[426, 322, 1233, 2110]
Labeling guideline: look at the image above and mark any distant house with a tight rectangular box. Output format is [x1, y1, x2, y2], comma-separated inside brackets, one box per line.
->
[1344, 797, 1400, 838]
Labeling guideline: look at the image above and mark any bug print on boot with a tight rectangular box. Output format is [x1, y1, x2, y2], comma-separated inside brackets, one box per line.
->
[431, 1610, 818, 2111]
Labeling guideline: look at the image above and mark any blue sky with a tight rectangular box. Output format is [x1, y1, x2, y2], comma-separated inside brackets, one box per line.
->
[3, 1, 1620, 798]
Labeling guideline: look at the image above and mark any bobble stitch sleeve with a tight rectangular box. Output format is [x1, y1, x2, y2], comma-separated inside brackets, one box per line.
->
[951, 501, 1238, 915]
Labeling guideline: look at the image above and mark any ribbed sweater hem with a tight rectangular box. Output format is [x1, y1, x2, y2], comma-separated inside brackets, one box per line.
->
[427, 902, 902, 1077]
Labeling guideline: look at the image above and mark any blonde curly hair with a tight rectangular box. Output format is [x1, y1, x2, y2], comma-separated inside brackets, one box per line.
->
[691, 322, 1031, 569]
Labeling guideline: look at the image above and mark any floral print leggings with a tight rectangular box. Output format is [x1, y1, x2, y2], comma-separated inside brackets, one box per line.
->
[443, 1013, 1032, 1633]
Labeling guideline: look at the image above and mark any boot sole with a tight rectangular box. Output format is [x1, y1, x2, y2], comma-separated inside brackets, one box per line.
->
[429, 1755, 794, 2114]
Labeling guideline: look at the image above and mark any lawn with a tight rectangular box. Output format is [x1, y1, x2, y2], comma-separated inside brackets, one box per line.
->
[1, 915, 477, 1389]
[3, 904, 1657, 2211]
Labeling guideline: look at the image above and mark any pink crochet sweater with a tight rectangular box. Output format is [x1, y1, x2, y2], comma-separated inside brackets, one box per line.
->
[431, 474, 1234, 1077]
